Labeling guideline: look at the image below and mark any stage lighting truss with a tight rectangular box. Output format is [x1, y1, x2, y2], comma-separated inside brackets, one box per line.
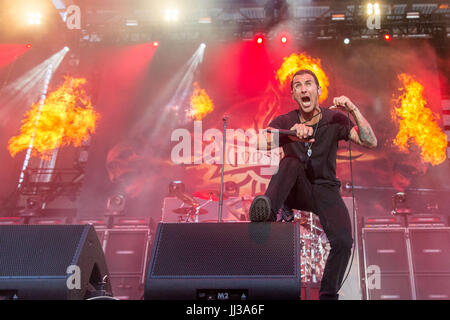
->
[18, 167, 86, 202]
[74, 2, 448, 45]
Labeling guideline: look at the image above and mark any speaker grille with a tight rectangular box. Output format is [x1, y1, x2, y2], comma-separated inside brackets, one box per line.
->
[150, 223, 297, 277]
[409, 229, 450, 273]
[0, 225, 87, 277]
[363, 229, 410, 273]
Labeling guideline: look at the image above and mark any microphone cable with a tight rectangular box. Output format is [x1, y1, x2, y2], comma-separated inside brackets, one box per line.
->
[337, 109, 358, 293]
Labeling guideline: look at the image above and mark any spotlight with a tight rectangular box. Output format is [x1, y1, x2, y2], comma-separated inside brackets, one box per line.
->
[200, 43, 206, 49]
[367, 3, 380, 15]
[27, 12, 42, 25]
[255, 35, 264, 44]
[106, 194, 126, 215]
[165, 8, 179, 22]
[153, 41, 159, 47]
[280, 36, 288, 44]
[63, 46, 70, 52]
[26, 43, 32, 49]
[343, 38, 350, 44]
[384, 33, 392, 41]
[169, 181, 185, 196]
[391, 192, 410, 215]
[20, 197, 42, 217]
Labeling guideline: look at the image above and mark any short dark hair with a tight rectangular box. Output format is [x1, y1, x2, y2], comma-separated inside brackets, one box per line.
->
[290, 69, 320, 90]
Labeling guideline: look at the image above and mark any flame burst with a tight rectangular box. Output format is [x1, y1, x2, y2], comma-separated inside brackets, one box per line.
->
[276, 52, 329, 103]
[8, 76, 98, 159]
[391, 73, 447, 166]
[189, 82, 214, 121]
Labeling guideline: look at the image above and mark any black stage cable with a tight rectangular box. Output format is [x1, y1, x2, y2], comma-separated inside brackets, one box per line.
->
[337, 109, 357, 293]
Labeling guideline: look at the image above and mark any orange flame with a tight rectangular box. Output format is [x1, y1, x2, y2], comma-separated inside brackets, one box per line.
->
[275, 52, 329, 103]
[391, 73, 447, 166]
[189, 82, 214, 121]
[8, 76, 99, 159]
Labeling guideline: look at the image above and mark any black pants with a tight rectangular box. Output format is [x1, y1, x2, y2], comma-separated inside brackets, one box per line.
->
[265, 156, 353, 300]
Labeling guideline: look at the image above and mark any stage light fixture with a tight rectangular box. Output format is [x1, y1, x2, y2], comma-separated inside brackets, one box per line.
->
[198, 17, 211, 24]
[255, 35, 264, 44]
[367, 3, 380, 15]
[26, 43, 32, 49]
[169, 181, 185, 196]
[200, 43, 206, 49]
[125, 19, 138, 26]
[106, 194, 126, 215]
[331, 13, 345, 21]
[343, 38, 350, 44]
[153, 41, 159, 47]
[165, 8, 179, 22]
[406, 12, 420, 19]
[280, 36, 288, 44]
[384, 33, 391, 41]
[27, 12, 42, 25]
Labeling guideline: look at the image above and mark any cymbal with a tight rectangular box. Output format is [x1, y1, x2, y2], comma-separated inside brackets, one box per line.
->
[173, 207, 208, 215]
[173, 191, 200, 207]
[193, 190, 228, 201]
[201, 219, 241, 223]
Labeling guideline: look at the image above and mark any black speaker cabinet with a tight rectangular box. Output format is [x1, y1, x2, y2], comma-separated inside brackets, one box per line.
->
[362, 228, 414, 299]
[0, 225, 111, 299]
[409, 228, 450, 300]
[362, 228, 410, 273]
[408, 228, 450, 273]
[366, 273, 413, 300]
[144, 222, 301, 300]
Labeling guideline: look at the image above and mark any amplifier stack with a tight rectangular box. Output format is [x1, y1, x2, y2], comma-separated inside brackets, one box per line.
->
[361, 214, 450, 300]
[75, 217, 155, 300]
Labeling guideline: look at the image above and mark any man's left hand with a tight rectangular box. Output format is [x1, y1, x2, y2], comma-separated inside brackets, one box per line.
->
[330, 96, 357, 112]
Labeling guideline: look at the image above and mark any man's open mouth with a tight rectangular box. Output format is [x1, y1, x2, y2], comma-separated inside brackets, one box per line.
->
[301, 96, 311, 103]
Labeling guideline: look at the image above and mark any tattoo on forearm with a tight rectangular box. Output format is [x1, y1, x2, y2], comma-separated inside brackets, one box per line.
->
[352, 108, 377, 148]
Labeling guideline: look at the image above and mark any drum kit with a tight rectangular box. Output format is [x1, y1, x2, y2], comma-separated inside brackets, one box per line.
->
[170, 188, 330, 282]
[171, 189, 229, 223]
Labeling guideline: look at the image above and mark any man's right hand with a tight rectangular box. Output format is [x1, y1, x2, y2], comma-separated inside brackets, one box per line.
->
[289, 123, 315, 143]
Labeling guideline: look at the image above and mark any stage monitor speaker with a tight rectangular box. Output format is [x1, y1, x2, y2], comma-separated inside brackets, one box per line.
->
[0, 225, 112, 300]
[144, 222, 301, 300]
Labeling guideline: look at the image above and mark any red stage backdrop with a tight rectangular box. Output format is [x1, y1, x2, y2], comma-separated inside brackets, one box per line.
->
[0, 39, 448, 220]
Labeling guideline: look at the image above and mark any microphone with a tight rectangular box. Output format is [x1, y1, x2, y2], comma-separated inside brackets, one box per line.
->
[265, 128, 297, 136]
[265, 128, 314, 140]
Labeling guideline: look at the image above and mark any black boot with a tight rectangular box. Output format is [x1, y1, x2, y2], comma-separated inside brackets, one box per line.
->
[249, 195, 271, 222]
